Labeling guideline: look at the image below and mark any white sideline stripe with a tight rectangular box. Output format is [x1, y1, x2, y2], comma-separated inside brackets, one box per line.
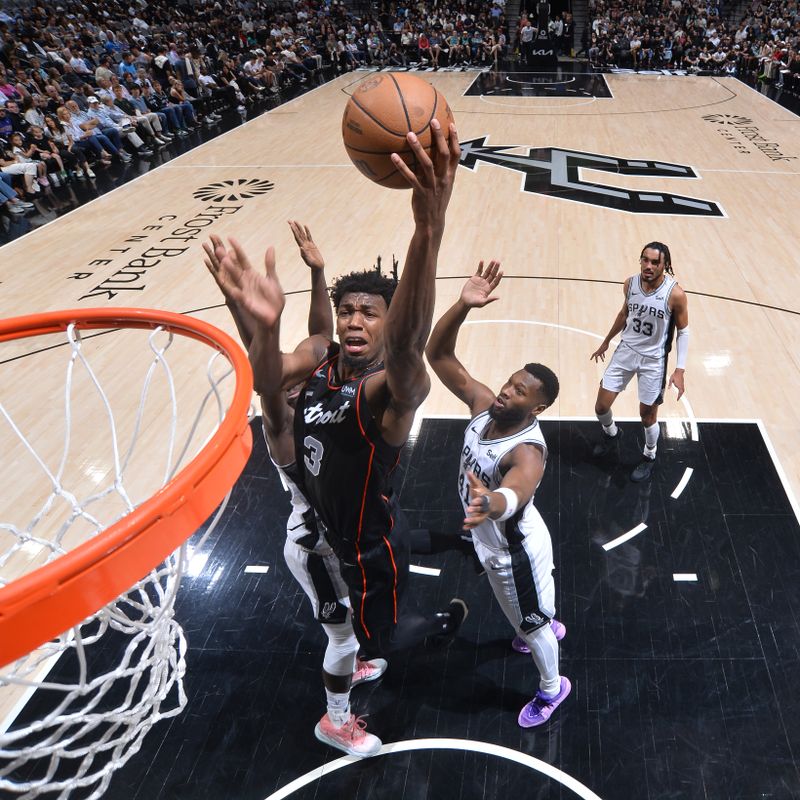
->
[410, 564, 441, 577]
[244, 565, 270, 574]
[702, 168, 800, 176]
[670, 467, 694, 499]
[263, 737, 605, 800]
[602, 523, 647, 551]
[756, 420, 800, 524]
[673, 573, 698, 582]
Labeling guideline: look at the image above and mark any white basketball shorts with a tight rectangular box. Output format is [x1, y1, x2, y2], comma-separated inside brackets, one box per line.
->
[471, 508, 556, 634]
[283, 535, 350, 624]
[601, 342, 666, 406]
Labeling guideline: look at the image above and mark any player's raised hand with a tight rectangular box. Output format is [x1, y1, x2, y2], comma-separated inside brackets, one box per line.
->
[460, 260, 503, 308]
[463, 471, 491, 530]
[288, 220, 325, 272]
[590, 341, 609, 362]
[215, 237, 285, 330]
[391, 118, 461, 226]
[668, 368, 685, 400]
[203, 234, 236, 299]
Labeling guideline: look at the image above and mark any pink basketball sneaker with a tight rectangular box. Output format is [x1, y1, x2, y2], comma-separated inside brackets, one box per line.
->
[352, 657, 388, 686]
[314, 713, 382, 757]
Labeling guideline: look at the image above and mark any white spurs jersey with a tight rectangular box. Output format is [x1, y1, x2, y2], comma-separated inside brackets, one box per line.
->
[620, 274, 677, 359]
[458, 410, 548, 551]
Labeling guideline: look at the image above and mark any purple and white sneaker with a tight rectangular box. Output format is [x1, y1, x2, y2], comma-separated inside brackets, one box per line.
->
[518, 676, 571, 728]
[512, 619, 566, 654]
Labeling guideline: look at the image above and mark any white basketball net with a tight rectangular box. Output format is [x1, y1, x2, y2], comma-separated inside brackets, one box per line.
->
[0, 322, 239, 799]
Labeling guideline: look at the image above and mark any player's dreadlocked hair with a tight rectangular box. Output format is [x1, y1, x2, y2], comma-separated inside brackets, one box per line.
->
[329, 267, 398, 310]
[641, 241, 673, 275]
[524, 363, 560, 408]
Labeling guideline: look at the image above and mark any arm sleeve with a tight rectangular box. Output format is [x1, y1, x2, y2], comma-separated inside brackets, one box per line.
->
[675, 326, 689, 369]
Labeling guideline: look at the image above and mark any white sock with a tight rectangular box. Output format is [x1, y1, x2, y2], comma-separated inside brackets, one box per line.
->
[597, 410, 617, 437]
[520, 623, 561, 696]
[643, 422, 659, 458]
[325, 689, 351, 726]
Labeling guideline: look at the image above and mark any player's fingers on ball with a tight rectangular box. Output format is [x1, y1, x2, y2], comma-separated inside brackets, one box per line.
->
[407, 131, 433, 173]
[391, 152, 422, 189]
[430, 118, 448, 161]
[448, 122, 461, 160]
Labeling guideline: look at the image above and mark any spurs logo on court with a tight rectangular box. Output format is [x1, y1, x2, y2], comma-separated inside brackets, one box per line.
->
[193, 178, 275, 203]
[458, 136, 724, 217]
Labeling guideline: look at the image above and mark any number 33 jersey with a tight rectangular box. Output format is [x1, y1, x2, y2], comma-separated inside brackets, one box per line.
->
[621, 274, 677, 359]
[293, 343, 401, 551]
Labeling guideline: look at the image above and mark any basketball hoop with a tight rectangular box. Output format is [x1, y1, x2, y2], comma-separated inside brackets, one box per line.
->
[0, 308, 253, 798]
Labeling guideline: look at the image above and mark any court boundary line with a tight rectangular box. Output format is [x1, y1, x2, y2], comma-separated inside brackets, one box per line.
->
[262, 737, 604, 800]
[453, 74, 738, 116]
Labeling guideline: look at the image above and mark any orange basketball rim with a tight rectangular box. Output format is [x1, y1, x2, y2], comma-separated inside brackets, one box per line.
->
[0, 308, 253, 668]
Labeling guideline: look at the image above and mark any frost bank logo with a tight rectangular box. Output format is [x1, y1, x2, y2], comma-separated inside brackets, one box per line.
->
[193, 178, 275, 203]
[703, 114, 754, 126]
[702, 115, 797, 162]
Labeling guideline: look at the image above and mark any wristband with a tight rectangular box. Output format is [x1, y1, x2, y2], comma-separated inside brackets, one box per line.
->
[495, 487, 519, 521]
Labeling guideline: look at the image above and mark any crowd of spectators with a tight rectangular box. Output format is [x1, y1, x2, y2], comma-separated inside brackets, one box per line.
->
[0, 0, 517, 223]
[585, 0, 799, 90]
[0, 0, 516, 222]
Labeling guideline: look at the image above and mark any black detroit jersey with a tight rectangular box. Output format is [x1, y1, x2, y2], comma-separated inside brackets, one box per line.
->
[293, 343, 402, 552]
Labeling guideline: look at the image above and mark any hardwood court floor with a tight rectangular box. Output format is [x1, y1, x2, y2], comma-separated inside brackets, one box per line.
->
[1, 69, 800, 799]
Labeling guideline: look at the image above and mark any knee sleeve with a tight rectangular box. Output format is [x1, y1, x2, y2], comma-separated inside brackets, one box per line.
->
[321, 621, 359, 677]
[520, 622, 560, 693]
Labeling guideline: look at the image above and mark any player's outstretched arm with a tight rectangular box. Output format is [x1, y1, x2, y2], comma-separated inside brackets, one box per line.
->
[590, 277, 631, 362]
[213, 237, 324, 395]
[668, 285, 689, 400]
[204, 234, 256, 348]
[462, 444, 544, 530]
[206, 236, 294, 454]
[426, 260, 502, 416]
[377, 119, 461, 445]
[288, 219, 333, 339]
[213, 237, 286, 398]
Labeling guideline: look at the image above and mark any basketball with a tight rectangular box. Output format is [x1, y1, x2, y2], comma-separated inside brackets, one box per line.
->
[341, 73, 454, 189]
